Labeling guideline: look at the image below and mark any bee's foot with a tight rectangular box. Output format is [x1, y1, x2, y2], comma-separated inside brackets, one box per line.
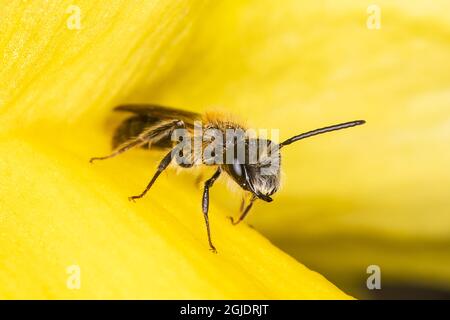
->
[209, 246, 217, 254]
[227, 216, 240, 226]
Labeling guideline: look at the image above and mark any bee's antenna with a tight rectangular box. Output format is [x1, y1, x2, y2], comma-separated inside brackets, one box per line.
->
[279, 120, 365, 148]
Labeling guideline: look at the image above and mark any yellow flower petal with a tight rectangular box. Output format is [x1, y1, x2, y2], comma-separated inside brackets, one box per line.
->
[143, 0, 449, 295]
[0, 1, 349, 299]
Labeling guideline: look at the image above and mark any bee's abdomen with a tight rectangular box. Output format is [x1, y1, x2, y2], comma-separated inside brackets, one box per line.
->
[112, 115, 172, 150]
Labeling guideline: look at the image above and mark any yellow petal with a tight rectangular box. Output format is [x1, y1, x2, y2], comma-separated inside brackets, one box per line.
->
[0, 1, 349, 299]
[142, 0, 449, 295]
[101, 0, 449, 295]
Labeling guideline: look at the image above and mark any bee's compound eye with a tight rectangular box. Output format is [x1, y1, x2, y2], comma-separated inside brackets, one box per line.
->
[233, 161, 242, 177]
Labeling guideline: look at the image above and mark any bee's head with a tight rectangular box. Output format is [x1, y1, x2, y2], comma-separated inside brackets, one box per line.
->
[224, 139, 281, 202]
[222, 119, 366, 202]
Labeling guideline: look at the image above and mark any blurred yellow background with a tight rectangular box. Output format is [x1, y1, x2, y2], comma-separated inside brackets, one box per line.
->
[0, 0, 449, 299]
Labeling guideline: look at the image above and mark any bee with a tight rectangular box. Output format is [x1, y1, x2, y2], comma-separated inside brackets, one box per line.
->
[90, 104, 365, 252]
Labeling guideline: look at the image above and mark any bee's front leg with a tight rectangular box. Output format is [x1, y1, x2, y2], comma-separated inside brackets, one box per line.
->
[228, 195, 257, 225]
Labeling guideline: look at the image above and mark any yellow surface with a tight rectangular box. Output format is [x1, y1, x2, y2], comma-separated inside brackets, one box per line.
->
[0, 0, 351, 299]
[1, 0, 449, 299]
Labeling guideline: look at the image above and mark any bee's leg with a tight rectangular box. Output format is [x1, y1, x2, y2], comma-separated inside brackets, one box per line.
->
[195, 173, 206, 189]
[89, 138, 146, 163]
[90, 119, 185, 163]
[202, 167, 222, 253]
[239, 196, 245, 212]
[128, 148, 176, 202]
[229, 195, 257, 225]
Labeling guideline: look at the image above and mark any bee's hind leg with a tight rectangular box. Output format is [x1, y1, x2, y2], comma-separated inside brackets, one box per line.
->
[89, 119, 185, 163]
[89, 138, 145, 163]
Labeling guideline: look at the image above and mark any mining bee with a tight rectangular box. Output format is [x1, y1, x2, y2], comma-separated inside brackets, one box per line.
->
[90, 104, 365, 252]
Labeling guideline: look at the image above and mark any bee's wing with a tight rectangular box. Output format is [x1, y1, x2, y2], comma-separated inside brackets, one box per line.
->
[114, 104, 202, 124]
